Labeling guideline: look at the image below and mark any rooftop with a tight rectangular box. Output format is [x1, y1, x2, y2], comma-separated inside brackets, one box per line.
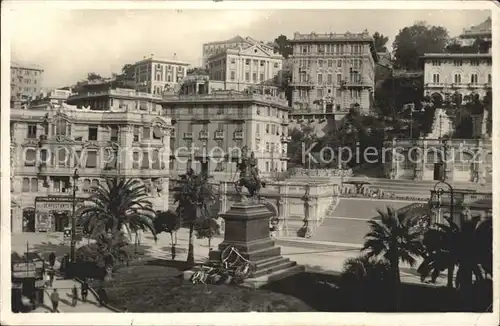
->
[422, 53, 492, 59]
[11, 62, 44, 71]
[204, 35, 247, 45]
[291, 31, 373, 43]
[133, 55, 190, 66]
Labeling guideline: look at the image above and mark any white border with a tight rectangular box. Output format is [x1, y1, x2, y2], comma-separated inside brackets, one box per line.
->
[1, 1, 499, 325]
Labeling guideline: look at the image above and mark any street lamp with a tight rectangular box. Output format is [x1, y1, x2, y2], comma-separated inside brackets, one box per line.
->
[70, 168, 79, 262]
[433, 180, 454, 226]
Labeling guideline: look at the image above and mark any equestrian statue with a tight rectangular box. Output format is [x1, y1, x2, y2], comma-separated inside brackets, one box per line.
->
[234, 146, 266, 200]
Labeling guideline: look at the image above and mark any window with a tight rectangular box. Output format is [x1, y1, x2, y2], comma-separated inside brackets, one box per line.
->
[266, 124, 270, 134]
[54, 119, 68, 136]
[470, 60, 479, 66]
[86, 151, 97, 168]
[317, 89, 323, 98]
[142, 127, 150, 140]
[88, 126, 98, 141]
[327, 74, 333, 84]
[260, 60, 265, 67]
[133, 126, 140, 142]
[318, 60, 323, 67]
[110, 126, 119, 141]
[431, 60, 440, 66]
[22, 178, 30, 192]
[260, 73, 264, 81]
[231, 58, 236, 64]
[230, 71, 235, 80]
[454, 74, 461, 84]
[337, 60, 342, 68]
[152, 150, 160, 169]
[141, 152, 150, 169]
[256, 124, 261, 135]
[31, 178, 38, 192]
[432, 74, 440, 83]
[336, 89, 341, 97]
[252, 73, 257, 82]
[245, 72, 249, 81]
[274, 63, 279, 68]
[470, 74, 478, 84]
[328, 59, 333, 67]
[246, 59, 250, 65]
[153, 127, 162, 140]
[317, 74, 323, 83]
[453, 60, 463, 66]
[336, 73, 342, 84]
[27, 124, 37, 138]
[24, 149, 36, 166]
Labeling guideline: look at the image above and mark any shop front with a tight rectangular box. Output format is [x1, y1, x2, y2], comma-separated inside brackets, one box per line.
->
[34, 196, 85, 232]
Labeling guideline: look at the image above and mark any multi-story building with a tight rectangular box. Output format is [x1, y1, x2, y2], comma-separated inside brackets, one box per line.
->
[131, 55, 190, 95]
[10, 83, 172, 233]
[202, 35, 274, 69]
[161, 75, 290, 180]
[289, 31, 378, 120]
[10, 62, 44, 102]
[206, 42, 283, 92]
[459, 16, 492, 50]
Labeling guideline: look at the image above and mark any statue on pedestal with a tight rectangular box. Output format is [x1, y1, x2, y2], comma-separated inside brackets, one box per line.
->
[234, 146, 266, 200]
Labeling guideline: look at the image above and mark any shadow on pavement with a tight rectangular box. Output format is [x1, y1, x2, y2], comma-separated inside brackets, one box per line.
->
[145, 259, 192, 270]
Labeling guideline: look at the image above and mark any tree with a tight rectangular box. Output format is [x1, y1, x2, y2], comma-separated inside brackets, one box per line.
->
[121, 64, 133, 75]
[154, 210, 181, 259]
[195, 218, 221, 251]
[186, 67, 209, 76]
[418, 216, 492, 293]
[287, 124, 318, 166]
[87, 72, 103, 81]
[339, 255, 393, 311]
[78, 177, 157, 242]
[372, 32, 389, 52]
[273, 34, 293, 59]
[362, 206, 423, 308]
[392, 22, 449, 70]
[173, 170, 219, 265]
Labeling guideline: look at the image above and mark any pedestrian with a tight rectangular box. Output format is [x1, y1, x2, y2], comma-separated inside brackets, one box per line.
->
[71, 285, 78, 306]
[45, 270, 51, 287]
[49, 252, 56, 268]
[81, 280, 89, 302]
[50, 288, 59, 313]
[48, 269, 55, 287]
[97, 286, 107, 307]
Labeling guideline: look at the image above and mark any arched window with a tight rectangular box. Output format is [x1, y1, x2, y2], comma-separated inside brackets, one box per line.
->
[83, 179, 91, 192]
[22, 178, 30, 192]
[91, 179, 100, 192]
[454, 74, 461, 84]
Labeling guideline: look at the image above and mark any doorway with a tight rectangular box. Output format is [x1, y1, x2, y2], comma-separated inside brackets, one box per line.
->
[54, 212, 70, 232]
[201, 161, 209, 176]
[433, 163, 444, 181]
[22, 208, 35, 232]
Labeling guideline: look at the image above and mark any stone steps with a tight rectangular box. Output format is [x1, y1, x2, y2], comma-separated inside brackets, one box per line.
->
[243, 264, 305, 289]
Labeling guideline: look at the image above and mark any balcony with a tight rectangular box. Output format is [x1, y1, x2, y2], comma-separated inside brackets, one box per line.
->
[289, 80, 315, 88]
[191, 115, 211, 124]
[226, 114, 245, 123]
[183, 132, 193, 139]
[255, 133, 261, 140]
[214, 130, 224, 140]
[199, 130, 209, 140]
[234, 131, 244, 140]
[280, 118, 290, 126]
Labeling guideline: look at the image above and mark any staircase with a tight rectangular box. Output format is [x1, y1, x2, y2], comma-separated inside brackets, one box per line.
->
[348, 177, 491, 199]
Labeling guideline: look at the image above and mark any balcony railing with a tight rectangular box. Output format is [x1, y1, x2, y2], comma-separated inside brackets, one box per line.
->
[281, 135, 291, 143]
[199, 130, 209, 140]
[234, 131, 244, 140]
[162, 92, 288, 107]
[214, 130, 224, 139]
[183, 132, 193, 139]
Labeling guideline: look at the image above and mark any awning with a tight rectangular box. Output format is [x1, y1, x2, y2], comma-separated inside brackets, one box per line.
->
[153, 127, 164, 138]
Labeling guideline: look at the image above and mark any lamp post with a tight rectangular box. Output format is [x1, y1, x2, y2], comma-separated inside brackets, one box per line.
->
[433, 180, 454, 226]
[70, 168, 79, 262]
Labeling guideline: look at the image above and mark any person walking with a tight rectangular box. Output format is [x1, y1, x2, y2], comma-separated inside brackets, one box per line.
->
[97, 286, 107, 307]
[48, 269, 55, 287]
[71, 285, 78, 306]
[81, 280, 89, 302]
[50, 288, 60, 313]
[49, 252, 56, 268]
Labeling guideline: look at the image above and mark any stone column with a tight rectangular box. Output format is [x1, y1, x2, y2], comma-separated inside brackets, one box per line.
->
[390, 138, 398, 179]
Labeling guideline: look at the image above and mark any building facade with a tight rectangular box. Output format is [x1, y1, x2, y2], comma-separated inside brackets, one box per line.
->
[10, 62, 44, 102]
[289, 31, 378, 120]
[206, 43, 283, 92]
[161, 75, 290, 180]
[202, 35, 273, 69]
[131, 55, 190, 95]
[459, 17, 492, 49]
[10, 86, 172, 233]
[383, 138, 492, 184]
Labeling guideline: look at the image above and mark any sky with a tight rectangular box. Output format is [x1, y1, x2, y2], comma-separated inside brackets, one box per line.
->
[6, 4, 491, 89]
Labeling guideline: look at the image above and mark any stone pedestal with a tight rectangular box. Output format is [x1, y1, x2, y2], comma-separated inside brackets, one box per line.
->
[209, 201, 301, 282]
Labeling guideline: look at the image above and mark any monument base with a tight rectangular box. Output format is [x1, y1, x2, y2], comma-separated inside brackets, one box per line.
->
[209, 201, 302, 285]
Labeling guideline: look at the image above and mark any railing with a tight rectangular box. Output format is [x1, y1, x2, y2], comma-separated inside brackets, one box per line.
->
[199, 131, 209, 139]
[293, 31, 371, 41]
[214, 131, 224, 139]
[183, 132, 193, 139]
[233, 131, 243, 140]
[68, 89, 162, 100]
[290, 167, 354, 178]
[162, 92, 288, 107]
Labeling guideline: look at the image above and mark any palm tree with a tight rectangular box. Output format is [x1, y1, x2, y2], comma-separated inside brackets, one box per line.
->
[78, 177, 157, 242]
[362, 206, 423, 307]
[173, 169, 218, 265]
[418, 216, 492, 291]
